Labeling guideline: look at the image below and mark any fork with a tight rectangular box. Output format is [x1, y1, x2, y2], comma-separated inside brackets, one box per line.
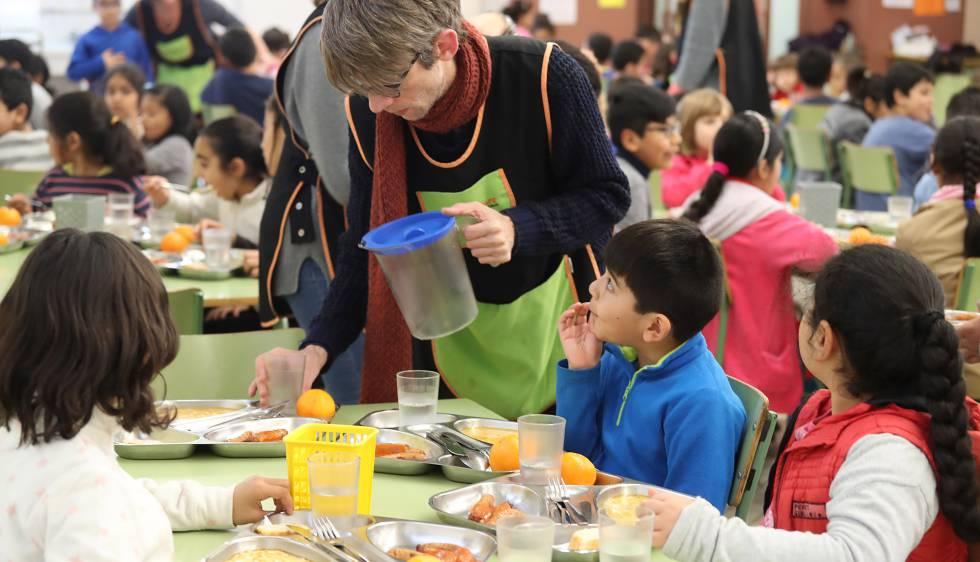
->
[546, 475, 572, 524]
[311, 516, 371, 562]
[548, 475, 590, 525]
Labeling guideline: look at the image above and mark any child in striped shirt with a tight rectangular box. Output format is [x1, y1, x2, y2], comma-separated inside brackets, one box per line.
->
[9, 91, 150, 216]
[0, 67, 52, 172]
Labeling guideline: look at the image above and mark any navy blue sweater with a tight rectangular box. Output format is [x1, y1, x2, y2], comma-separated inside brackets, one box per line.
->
[303, 49, 630, 359]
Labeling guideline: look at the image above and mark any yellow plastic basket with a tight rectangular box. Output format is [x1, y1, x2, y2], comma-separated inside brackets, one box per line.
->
[283, 423, 378, 512]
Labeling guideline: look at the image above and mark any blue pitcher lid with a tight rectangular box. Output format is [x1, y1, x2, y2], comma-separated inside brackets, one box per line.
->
[360, 211, 456, 256]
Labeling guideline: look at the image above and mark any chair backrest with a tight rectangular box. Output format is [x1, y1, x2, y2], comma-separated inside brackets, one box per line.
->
[786, 126, 831, 177]
[712, 240, 731, 365]
[0, 168, 45, 199]
[837, 142, 899, 203]
[201, 103, 237, 125]
[153, 328, 306, 400]
[167, 288, 204, 335]
[934, 73, 972, 127]
[791, 104, 833, 130]
[727, 376, 778, 520]
[648, 170, 667, 217]
[957, 258, 980, 311]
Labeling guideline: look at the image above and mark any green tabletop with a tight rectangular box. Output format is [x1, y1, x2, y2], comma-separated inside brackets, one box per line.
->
[0, 247, 258, 307]
[119, 399, 674, 562]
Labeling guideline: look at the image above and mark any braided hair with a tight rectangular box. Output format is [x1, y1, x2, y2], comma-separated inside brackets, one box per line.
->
[682, 111, 783, 223]
[810, 246, 980, 542]
[932, 116, 980, 257]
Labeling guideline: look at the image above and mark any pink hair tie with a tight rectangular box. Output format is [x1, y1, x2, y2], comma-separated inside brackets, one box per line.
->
[712, 162, 729, 177]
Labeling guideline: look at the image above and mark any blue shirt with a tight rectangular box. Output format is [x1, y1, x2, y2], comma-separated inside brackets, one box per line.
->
[913, 172, 939, 212]
[201, 68, 274, 125]
[66, 24, 154, 96]
[556, 335, 746, 510]
[859, 116, 935, 211]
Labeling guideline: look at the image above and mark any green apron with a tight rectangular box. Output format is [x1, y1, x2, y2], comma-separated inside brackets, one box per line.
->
[155, 35, 213, 113]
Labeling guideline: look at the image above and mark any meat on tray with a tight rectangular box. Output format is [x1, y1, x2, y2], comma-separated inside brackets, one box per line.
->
[468, 494, 523, 525]
[387, 543, 477, 562]
[227, 429, 288, 443]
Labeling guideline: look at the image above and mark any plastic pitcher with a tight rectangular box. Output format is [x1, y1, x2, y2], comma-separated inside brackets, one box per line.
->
[360, 211, 478, 340]
[798, 181, 842, 229]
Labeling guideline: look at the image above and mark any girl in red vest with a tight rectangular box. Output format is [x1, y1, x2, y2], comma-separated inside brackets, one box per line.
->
[647, 245, 980, 561]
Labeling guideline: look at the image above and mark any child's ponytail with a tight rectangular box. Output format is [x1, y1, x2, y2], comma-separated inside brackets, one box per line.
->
[47, 92, 145, 179]
[105, 115, 146, 179]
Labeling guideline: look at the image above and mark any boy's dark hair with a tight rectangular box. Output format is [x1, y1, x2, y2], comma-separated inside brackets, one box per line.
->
[0, 39, 34, 70]
[605, 219, 722, 341]
[884, 62, 934, 108]
[635, 24, 662, 44]
[144, 84, 194, 141]
[0, 229, 178, 446]
[262, 27, 291, 53]
[200, 115, 268, 182]
[28, 53, 49, 88]
[587, 33, 613, 65]
[531, 14, 555, 36]
[947, 86, 980, 120]
[0, 67, 33, 118]
[105, 63, 147, 99]
[932, 116, 980, 258]
[797, 46, 833, 89]
[607, 82, 676, 151]
[47, 91, 145, 178]
[220, 27, 258, 69]
[612, 40, 645, 72]
[809, 245, 980, 543]
[555, 41, 601, 100]
[684, 112, 784, 223]
[501, 0, 532, 21]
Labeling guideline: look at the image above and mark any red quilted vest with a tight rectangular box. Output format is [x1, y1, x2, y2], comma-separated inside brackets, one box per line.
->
[767, 389, 980, 562]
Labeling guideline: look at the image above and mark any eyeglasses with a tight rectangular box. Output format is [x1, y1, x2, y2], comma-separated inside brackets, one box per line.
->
[646, 122, 680, 136]
[376, 52, 423, 99]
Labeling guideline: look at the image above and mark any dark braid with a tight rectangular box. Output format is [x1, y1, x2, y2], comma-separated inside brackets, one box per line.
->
[915, 312, 980, 542]
[961, 120, 980, 257]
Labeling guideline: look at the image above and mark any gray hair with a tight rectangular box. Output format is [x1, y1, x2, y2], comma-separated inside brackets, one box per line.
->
[321, 0, 469, 96]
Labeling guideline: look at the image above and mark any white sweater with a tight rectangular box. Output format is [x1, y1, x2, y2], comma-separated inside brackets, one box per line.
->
[663, 434, 941, 562]
[0, 411, 234, 561]
[161, 178, 270, 247]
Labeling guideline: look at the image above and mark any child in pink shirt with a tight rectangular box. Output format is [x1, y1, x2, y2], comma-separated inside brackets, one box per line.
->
[683, 111, 837, 412]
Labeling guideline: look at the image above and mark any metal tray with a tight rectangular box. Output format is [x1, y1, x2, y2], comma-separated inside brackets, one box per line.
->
[204, 417, 320, 458]
[246, 511, 376, 537]
[375, 429, 444, 476]
[0, 239, 24, 254]
[114, 427, 199, 460]
[429, 482, 548, 533]
[203, 535, 332, 561]
[354, 408, 459, 429]
[437, 454, 515, 484]
[946, 309, 979, 326]
[365, 520, 496, 561]
[452, 418, 518, 445]
[406, 424, 490, 451]
[177, 249, 245, 280]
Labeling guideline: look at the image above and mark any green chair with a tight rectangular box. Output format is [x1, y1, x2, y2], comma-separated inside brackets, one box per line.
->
[153, 328, 306, 400]
[790, 104, 833, 130]
[786, 126, 832, 180]
[167, 288, 204, 335]
[201, 103, 237, 125]
[649, 170, 668, 218]
[727, 377, 778, 521]
[956, 258, 980, 311]
[837, 142, 899, 210]
[934, 73, 972, 127]
[0, 168, 45, 199]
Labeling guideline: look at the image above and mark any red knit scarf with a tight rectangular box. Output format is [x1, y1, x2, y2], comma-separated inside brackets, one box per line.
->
[361, 23, 492, 403]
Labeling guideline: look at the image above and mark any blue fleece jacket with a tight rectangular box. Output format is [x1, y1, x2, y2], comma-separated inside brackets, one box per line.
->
[67, 24, 154, 96]
[556, 334, 746, 510]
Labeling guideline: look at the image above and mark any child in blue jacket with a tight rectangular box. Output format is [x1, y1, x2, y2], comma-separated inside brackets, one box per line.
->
[557, 219, 746, 510]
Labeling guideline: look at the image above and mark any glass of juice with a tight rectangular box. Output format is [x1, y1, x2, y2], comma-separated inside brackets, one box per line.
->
[308, 451, 360, 533]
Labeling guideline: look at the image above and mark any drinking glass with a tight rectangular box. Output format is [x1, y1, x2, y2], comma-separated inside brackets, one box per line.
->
[517, 414, 565, 485]
[599, 506, 655, 562]
[397, 370, 439, 426]
[496, 514, 555, 562]
[308, 452, 360, 533]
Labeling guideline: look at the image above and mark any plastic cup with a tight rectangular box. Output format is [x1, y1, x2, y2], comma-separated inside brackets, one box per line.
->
[202, 227, 233, 269]
[265, 351, 305, 413]
[517, 414, 565, 485]
[599, 506, 655, 562]
[887, 196, 914, 221]
[496, 514, 555, 562]
[105, 193, 134, 238]
[307, 451, 360, 532]
[397, 370, 439, 426]
[148, 208, 176, 243]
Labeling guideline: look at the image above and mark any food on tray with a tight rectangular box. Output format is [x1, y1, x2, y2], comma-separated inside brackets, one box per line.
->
[948, 311, 979, 322]
[488, 434, 520, 471]
[561, 451, 597, 485]
[847, 227, 889, 246]
[147, 253, 175, 266]
[376, 442, 429, 460]
[0, 207, 22, 227]
[254, 521, 309, 537]
[168, 405, 241, 421]
[225, 551, 310, 562]
[160, 231, 190, 253]
[458, 425, 517, 445]
[296, 388, 336, 419]
[602, 494, 648, 523]
[569, 527, 600, 551]
[387, 543, 477, 562]
[228, 429, 289, 443]
[468, 494, 523, 525]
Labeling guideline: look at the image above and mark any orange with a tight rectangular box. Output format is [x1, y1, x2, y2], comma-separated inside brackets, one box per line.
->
[0, 207, 21, 227]
[0, 233, 8, 246]
[847, 227, 873, 246]
[174, 224, 196, 243]
[159, 231, 190, 253]
[789, 193, 800, 210]
[296, 389, 336, 420]
[561, 452, 597, 486]
[488, 434, 520, 472]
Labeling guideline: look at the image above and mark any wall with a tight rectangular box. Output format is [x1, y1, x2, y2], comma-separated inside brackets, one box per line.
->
[768, 0, 799, 60]
[799, 0, 964, 72]
[551, 0, 641, 45]
[966, 0, 980, 48]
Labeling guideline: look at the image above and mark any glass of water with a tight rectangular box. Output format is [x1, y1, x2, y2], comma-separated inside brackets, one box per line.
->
[517, 414, 565, 485]
[308, 451, 360, 533]
[105, 193, 134, 239]
[397, 370, 439, 426]
[887, 195, 914, 222]
[148, 208, 176, 244]
[496, 514, 555, 562]
[201, 226, 233, 270]
[264, 351, 305, 413]
[599, 506, 655, 562]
